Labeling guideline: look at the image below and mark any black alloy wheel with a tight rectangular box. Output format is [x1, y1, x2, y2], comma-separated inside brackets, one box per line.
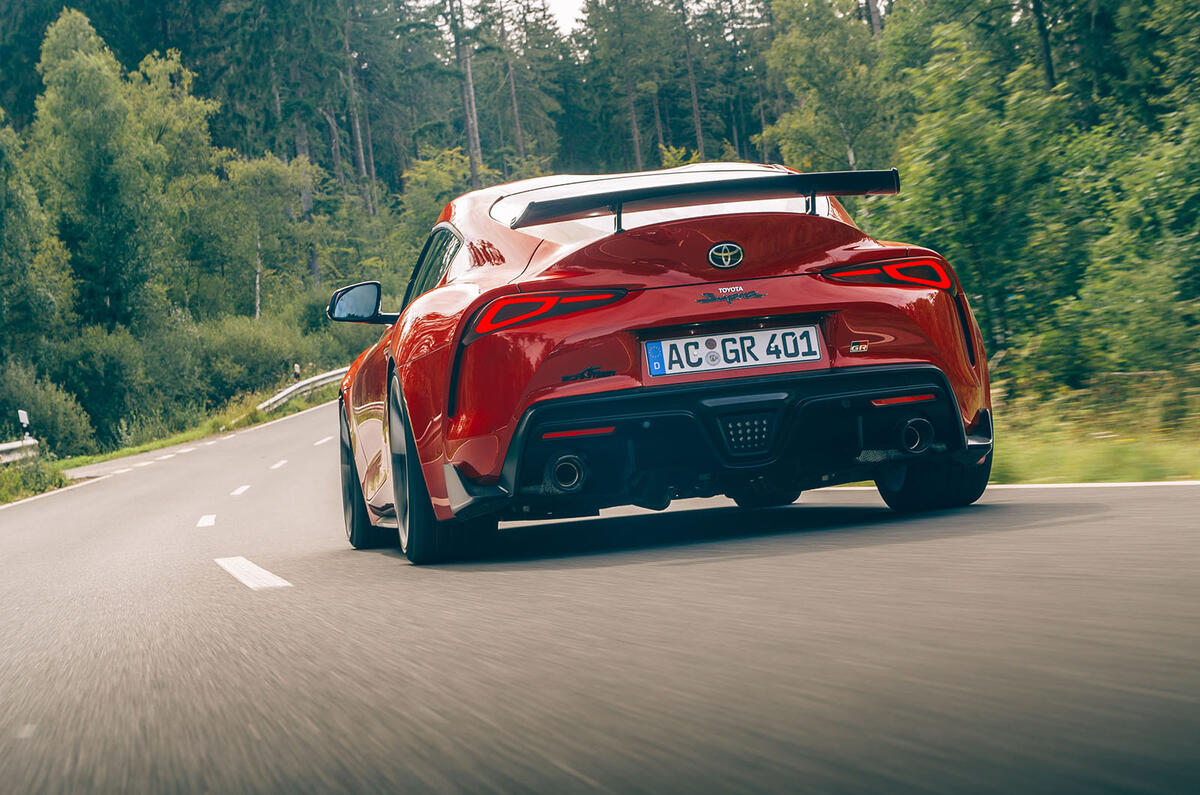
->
[388, 374, 445, 563]
[388, 374, 500, 564]
[339, 404, 391, 548]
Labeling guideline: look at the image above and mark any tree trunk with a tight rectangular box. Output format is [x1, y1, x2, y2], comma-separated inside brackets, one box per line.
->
[254, 227, 262, 320]
[755, 75, 768, 162]
[343, 12, 374, 214]
[1029, 0, 1056, 89]
[348, 82, 368, 180]
[650, 88, 665, 155]
[295, 122, 313, 214]
[613, 0, 644, 169]
[625, 78, 644, 170]
[730, 101, 740, 159]
[294, 107, 317, 283]
[363, 98, 379, 213]
[322, 108, 345, 184]
[505, 60, 526, 159]
[270, 57, 283, 124]
[448, 0, 483, 188]
[675, 0, 705, 159]
[864, 0, 882, 36]
[499, 1, 526, 159]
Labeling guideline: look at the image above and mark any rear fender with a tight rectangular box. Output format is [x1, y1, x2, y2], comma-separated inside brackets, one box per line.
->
[392, 281, 523, 522]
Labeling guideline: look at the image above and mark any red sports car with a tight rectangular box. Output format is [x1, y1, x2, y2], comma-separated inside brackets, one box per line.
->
[328, 164, 993, 563]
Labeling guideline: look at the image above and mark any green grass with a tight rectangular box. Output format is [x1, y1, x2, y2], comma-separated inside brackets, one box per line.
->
[990, 430, 1200, 483]
[1, 384, 340, 504]
[986, 390, 1200, 483]
[53, 383, 340, 472]
[0, 457, 69, 504]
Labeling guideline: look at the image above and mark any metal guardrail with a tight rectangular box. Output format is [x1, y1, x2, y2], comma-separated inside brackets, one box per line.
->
[0, 437, 39, 465]
[256, 367, 349, 413]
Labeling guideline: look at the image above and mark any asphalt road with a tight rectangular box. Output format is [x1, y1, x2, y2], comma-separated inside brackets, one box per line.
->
[1, 402, 1198, 793]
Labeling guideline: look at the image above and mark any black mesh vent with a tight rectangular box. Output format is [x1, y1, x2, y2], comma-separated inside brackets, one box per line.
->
[720, 412, 776, 455]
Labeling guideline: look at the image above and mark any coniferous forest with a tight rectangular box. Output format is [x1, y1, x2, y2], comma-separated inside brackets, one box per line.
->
[1, 1, 1198, 457]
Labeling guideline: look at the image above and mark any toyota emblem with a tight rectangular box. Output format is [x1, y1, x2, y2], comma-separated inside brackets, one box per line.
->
[707, 242, 744, 269]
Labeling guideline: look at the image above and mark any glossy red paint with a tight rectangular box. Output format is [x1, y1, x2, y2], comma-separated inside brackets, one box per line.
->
[337, 163, 991, 522]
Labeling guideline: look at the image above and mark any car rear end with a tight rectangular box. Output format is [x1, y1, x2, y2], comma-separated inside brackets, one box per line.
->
[441, 183, 991, 521]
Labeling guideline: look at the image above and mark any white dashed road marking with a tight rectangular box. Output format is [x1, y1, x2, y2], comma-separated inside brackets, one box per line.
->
[313, 435, 334, 446]
[204, 440, 217, 446]
[113, 468, 132, 474]
[269, 459, 288, 470]
[179, 447, 195, 454]
[230, 485, 251, 497]
[214, 557, 292, 590]
[197, 514, 216, 528]
[134, 461, 155, 468]
[156, 454, 175, 461]
[222, 434, 235, 440]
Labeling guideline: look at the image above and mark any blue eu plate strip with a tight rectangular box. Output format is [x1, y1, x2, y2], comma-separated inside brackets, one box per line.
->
[645, 341, 665, 376]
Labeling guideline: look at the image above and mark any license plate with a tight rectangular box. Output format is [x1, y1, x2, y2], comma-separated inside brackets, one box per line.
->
[645, 325, 823, 377]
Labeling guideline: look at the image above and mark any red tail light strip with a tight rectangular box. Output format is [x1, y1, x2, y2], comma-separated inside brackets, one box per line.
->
[542, 426, 616, 439]
[464, 289, 627, 343]
[825, 258, 953, 290]
[475, 296, 559, 334]
[871, 393, 936, 407]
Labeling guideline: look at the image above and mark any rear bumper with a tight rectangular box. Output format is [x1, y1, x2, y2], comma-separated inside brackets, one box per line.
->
[445, 363, 992, 520]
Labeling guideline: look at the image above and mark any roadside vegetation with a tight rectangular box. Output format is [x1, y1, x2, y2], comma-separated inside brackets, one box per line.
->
[991, 395, 1200, 484]
[0, 384, 341, 504]
[2, 2, 1198, 500]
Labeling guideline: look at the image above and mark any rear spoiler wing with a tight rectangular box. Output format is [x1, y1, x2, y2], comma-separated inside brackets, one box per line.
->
[508, 168, 899, 230]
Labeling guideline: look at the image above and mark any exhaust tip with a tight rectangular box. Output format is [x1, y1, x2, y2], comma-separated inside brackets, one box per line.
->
[901, 418, 934, 454]
[547, 454, 586, 493]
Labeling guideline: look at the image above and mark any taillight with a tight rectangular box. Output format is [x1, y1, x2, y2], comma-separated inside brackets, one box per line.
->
[824, 258, 953, 290]
[463, 290, 627, 344]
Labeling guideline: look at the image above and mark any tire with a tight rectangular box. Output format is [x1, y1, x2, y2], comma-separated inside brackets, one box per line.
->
[730, 489, 802, 509]
[388, 374, 498, 564]
[875, 451, 992, 513]
[340, 404, 394, 549]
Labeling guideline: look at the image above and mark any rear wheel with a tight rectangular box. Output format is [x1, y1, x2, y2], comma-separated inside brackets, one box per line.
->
[340, 405, 393, 549]
[388, 375, 498, 564]
[875, 451, 992, 513]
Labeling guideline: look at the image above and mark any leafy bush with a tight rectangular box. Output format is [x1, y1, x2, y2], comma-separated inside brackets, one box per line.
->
[49, 325, 149, 449]
[0, 457, 68, 504]
[0, 361, 96, 455]
[196, 314, 318, 407]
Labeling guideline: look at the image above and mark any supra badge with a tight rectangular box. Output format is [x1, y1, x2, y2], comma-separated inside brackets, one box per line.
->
[707, 242, 744, 269]
[697, 285, 766, 305]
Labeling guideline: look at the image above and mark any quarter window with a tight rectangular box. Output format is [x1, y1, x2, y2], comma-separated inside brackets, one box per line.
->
[406, 227, 461, 305]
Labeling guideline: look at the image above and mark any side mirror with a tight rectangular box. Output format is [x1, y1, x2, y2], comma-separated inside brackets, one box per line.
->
[326, 281, 399, 324]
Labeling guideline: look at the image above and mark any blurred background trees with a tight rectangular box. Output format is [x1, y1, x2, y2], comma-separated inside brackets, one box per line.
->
[0, 0, 1197, 453]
